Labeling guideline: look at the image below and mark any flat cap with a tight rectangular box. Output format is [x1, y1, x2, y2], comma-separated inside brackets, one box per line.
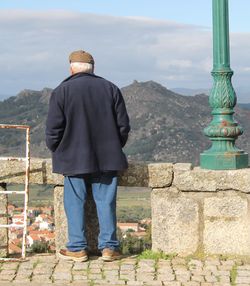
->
[69, 50, 94, 64]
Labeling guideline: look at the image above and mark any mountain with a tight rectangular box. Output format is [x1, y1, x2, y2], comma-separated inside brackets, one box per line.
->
[172, 87, 250, 104]
[239, 103, 250, 110]
[0, 81, 250, 165]
[0, 88, 52, 157]
[0, 94, 13, 101]
[172, 88, 210, 97]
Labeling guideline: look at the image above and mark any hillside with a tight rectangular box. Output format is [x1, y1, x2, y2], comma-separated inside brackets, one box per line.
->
[0, 81, 250, 165]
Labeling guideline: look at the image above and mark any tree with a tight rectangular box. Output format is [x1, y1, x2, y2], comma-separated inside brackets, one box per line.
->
[119, 224, 152, 255]
[31, 241, 49, 253]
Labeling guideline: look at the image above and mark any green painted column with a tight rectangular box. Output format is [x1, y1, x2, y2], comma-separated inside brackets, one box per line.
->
[200, 0, 248, 169]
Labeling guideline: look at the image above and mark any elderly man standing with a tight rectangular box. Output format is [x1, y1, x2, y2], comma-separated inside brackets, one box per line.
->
[46, 50, 130, 262]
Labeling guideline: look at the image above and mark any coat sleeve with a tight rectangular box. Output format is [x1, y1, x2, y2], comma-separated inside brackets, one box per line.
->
[114, 88, 130, 147]
[45, 88, 66, 152]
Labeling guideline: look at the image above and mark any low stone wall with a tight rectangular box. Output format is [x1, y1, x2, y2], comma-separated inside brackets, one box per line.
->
[0, 158, 172, 255]
[54, 186, 100, 255]
[0, 158, 173, 187]
[0, 184, 8, 257]
[54, 162, 172, 255]
[1, 158, 250, 257]
[151, 163, 250, 256]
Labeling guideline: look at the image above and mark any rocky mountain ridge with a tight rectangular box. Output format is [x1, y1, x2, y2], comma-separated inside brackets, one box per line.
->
[0, 81, 249, 165]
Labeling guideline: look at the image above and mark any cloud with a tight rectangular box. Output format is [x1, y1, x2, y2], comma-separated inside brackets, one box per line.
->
[0, 10, 249, 102]
[242, 67, 250, 72]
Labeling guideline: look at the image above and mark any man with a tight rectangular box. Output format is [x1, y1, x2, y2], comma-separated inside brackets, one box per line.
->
[46, 50, 130, 262]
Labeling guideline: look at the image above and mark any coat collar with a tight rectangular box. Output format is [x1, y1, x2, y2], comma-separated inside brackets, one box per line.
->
[62, 72, 102, 83]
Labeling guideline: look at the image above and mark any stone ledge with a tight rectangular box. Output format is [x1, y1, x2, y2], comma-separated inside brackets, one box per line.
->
[173, 166, 250, 193]
[119, 162, 173, 188]
[0, 158, 174, 188]
[0, 158, 63, 185]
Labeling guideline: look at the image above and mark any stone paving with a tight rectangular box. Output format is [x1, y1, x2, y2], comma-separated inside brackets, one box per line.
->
[0, 254, 250, 285]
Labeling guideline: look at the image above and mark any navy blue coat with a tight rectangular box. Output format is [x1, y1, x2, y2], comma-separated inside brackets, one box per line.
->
[45, 72, 130, 175]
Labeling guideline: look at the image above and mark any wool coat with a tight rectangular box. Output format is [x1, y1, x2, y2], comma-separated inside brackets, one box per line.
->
[45, 72, 130, 175]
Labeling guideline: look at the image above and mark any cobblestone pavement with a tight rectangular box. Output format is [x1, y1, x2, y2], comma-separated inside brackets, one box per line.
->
[1, 254, 250, 286]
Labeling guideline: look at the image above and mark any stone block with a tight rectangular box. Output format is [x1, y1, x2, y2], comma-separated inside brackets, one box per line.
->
[54, 186, 99, 255]
[147, 163, 173, 188]
[0, 160, 26, 184]
[173, 167, 250, 193]
[204, 219, 250, 255]
[203, 193, 250, 255]
[118, 162, 149, 187]
[0, 158, 55, 185]
[54, 186, 67, 255]
[173, 163, 193, 172]
[204, 195, 248, 218]
[0, 185, 8, 257]
[119, 162, 173, 188]
[151, 188, 199, 255]
[44, 159, 63, 185]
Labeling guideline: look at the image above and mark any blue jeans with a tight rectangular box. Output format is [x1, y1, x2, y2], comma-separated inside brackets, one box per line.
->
[63, 172, 119, 252]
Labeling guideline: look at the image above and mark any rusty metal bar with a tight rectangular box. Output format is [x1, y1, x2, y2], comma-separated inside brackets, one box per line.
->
[0, 224, 24, 228]
[22, 126, 30, 259]
[0, 124, 30, 130]
[0, 124, 30, 261]
[0, 157, 27, 162]
[0, 258, 28, 262]
[0, 191, 25, 194]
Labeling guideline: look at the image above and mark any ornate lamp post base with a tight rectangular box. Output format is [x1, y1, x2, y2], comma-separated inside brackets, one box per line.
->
[200, 0, 248, 170]
[200, 151, 248, 170]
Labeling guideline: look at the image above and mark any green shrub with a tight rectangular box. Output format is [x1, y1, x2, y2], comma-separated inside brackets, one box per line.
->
[31, 241, 49, 253]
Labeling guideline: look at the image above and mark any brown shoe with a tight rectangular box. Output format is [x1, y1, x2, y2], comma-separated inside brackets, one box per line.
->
[101, 248, 122, 262]
[59, 249, 88, 262]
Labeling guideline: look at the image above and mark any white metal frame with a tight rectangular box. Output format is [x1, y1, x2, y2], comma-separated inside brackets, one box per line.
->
[0, 124, 30, 261]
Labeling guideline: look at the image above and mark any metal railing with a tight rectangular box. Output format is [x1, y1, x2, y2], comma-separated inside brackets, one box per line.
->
[0, 124, 30, 260]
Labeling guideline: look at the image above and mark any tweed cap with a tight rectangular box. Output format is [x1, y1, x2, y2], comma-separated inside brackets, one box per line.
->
[69, 50, 95, 64]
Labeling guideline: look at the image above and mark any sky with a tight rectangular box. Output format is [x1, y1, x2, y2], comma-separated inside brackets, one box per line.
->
[0, 0, 250, 102]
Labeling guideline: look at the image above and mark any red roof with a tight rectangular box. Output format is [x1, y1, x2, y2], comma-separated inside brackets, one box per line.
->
[130, 231, 147, 237]
[29, 230, 52, 235]
[117, 223, 139, 227]
[29, 234, 40, 241]
[14, 221, 24, 225]
[29, 230, 55, 241]
[27, 225, 38, 231]
[11, 238, 21, 245]
[13, 214, 24, 219]
[45, 233, 55, 239]
[9, 243, 22, 253]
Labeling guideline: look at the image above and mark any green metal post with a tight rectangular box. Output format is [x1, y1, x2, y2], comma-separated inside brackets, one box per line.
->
[200, 0, 248, 169]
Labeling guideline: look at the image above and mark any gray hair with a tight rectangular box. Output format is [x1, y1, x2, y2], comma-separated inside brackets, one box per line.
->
[70, 62, 94, 73]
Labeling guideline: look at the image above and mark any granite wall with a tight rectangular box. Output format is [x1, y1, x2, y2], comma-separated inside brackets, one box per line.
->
[151, 163, 250, 256]
[0, 183, 8, 257]
[1, 158, 250, 257]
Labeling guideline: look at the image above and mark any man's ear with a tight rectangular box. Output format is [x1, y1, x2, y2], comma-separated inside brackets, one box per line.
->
[70, 66, 74, 75]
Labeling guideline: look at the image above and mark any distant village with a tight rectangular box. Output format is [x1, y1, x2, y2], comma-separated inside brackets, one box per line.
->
[8, 204, 151, 254]
[8, 204, 55, 254]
